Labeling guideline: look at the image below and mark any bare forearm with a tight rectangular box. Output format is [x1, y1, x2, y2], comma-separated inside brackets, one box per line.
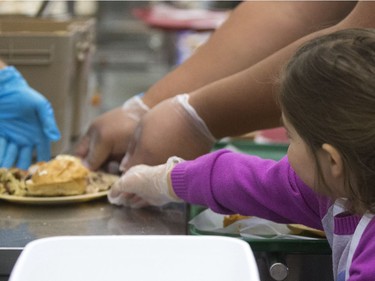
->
[142, 1, 355, 107]
[189, 45, 293, 138]
[190, 1, 374, 138]
[0, 59, 7, 69]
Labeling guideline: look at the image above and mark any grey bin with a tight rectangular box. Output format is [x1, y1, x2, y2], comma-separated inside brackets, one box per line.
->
[0, 16, 96, 157]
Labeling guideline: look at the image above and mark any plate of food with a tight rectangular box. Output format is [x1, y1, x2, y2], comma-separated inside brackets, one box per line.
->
[0, 191, 109, 205]
[0, 155, 119, 205]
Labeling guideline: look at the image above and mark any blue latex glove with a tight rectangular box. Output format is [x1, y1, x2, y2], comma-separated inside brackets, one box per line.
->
[0, 66, 61, 169]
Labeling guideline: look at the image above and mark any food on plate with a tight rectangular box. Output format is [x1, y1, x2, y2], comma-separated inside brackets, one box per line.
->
[223, 214, 251, 227]
[27, 155, 89, 196]
[0, 155, 119, 197]
[287, 224, 326, 237]
[86, 171, 120, 194]
[222, 214, 326, 238]
[0, 168, 28, 196]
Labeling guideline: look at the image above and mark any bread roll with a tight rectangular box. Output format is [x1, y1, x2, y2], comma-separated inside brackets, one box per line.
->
[86, 171, 119, 193]
[26, 155, 89, 196]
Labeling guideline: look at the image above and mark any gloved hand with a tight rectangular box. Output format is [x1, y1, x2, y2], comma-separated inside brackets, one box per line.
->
[75, 95, 149, 171]
[0, 66, 60, 169]
[120, 93, 217, 171]
[108, 156, 184, 208]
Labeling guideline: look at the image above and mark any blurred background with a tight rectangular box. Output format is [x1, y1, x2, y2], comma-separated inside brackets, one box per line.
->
[0, 0, 237, 155]
[0, 3, 333, 281]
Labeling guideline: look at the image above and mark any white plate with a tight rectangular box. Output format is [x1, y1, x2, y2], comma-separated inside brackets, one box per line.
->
[9, 235, 260, 281]
[0, 191, 108, 205]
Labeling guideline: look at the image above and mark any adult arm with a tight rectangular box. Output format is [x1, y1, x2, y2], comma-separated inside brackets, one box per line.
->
[0, 60, 6, 69]
[191, 1, 375, 138]
[142, 1, 356, 107]
[77, 1, 357, 170]
[119, 1, 357, 169]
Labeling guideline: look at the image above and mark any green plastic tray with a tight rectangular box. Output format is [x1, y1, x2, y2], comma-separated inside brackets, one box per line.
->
[188, 140, 331, 254]
[213, 139, 288, 160]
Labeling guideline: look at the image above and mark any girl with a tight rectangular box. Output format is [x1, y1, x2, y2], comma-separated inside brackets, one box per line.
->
[109, 28, 375, 281]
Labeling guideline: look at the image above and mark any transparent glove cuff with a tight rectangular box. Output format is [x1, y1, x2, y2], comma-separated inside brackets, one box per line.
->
[122, 94, 150, 122]
[175, 94, 217, 144]
[164, 156, 185, 202]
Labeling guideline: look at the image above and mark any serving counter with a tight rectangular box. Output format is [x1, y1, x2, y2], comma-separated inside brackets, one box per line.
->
[0, 198, 186, 280]
[0, 140, 334, 281]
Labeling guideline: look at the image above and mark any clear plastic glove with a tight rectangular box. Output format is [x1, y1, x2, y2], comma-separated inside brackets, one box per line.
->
[108, 156, 184, 208]
[0, 66, 60, 169]
[75, 95, 149, 171]
[120, 94, 216, 171]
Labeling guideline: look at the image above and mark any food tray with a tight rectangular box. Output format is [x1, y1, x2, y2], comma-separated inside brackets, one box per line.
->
[9, 236, 260, 281]
[188, 140, 331, 254]
[188, 205, 331, 254]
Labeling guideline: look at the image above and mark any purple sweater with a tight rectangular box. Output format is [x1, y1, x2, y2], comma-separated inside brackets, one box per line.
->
[171, 149, 375, 281]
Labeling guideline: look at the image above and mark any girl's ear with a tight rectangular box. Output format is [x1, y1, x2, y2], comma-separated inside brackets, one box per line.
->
[321, 143, 343, 179]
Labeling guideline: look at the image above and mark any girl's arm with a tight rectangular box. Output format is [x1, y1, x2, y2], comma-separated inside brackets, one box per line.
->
[172, 150, 325, 230]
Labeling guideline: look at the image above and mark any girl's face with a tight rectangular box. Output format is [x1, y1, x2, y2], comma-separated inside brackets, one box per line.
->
[282, 114, 344, 197]
[282, 115, 316, 189]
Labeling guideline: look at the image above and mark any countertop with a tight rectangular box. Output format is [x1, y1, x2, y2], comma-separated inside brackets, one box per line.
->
[0, 197, 187, 277]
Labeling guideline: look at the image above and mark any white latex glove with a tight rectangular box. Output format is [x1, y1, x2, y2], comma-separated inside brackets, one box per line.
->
[75, 94, 149, 171]
[108, 156, 184, 208]
[120, 94, 216, 171]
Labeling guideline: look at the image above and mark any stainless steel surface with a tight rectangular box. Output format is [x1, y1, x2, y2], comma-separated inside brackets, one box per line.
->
[0, 198, 186, 277]
[0, 3, 179, 279]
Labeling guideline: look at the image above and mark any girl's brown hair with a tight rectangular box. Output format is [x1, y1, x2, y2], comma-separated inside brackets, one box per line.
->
[279, 28, 375, 214]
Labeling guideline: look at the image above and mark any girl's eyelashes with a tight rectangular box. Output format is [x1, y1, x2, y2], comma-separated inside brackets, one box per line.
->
[284, 127, 292, 140]
[286, 132, 292, 140]
[280, 115, 292, 140]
